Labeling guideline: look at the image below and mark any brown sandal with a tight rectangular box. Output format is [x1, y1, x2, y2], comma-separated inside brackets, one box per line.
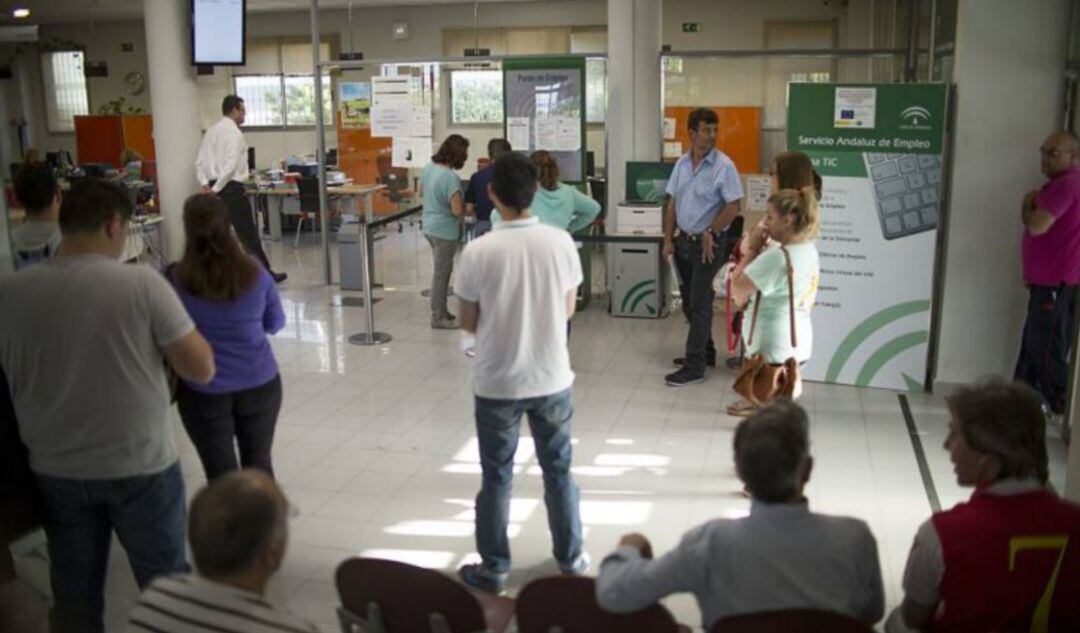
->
[726, 400, 757, 417]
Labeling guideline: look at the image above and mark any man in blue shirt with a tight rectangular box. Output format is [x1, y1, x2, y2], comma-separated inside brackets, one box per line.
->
[663, 108, 744, 386]
[465, 138, 512, 238]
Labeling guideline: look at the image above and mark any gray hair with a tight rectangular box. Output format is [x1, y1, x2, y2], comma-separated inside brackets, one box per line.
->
[188, 470, 288, 578]
[733, 400, 810, 502]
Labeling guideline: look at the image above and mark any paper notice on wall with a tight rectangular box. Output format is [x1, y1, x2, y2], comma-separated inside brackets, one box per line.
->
[372, 76, 411, 108]
[535, 116, 558, 150]
[745, 175, 772, 212]
[408, 106, 432, 137]
[663, 141, 683, 159]
[392, 136, 433, 168]
[556, 116, 580, 151]
[663, 117, 677, 139]
[507, 117, 530, 151]
[370, 107, 409, 138]
[834, 86, 876, 129]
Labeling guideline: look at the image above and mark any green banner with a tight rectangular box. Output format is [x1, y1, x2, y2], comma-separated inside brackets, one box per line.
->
[788, 83, 947, 155]
[803, 150, 867, 178]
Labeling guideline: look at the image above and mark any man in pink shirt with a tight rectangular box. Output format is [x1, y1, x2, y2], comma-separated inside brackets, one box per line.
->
[1015, 131, 1080, 418]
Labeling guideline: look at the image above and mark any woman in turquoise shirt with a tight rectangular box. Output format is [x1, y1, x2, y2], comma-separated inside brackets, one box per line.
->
[421, 134, 469, 329]
[493, 151, 600, 234]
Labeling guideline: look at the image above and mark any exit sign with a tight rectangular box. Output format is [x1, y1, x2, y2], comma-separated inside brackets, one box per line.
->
[682, 22, 702, 33]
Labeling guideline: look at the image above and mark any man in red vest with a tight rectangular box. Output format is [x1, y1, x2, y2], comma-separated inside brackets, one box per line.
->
[887, 380, 1080, 633]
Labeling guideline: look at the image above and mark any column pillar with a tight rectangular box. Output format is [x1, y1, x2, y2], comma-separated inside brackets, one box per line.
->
[143, 0, 203, 259]
[607, 0, 662, 230]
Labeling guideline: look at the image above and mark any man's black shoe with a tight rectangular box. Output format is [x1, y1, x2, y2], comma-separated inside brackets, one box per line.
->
[272, 272, 288, 284]
[673, 355, 717, 367]
[665, 366, 705, 387]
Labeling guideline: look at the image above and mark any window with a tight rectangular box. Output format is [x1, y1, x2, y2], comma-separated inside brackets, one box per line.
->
[585, 58, 606, 124]
[233, 74, 331, 127]
[41, 51, 89, 132]
[450, 70, 502, 124]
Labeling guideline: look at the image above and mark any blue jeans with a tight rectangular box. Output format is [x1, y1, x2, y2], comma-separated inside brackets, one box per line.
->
[34, 462, 188, 633]
[473, 388, 582, 574]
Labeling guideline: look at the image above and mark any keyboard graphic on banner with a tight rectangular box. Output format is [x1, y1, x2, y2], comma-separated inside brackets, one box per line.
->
[865, 152, 942, 240]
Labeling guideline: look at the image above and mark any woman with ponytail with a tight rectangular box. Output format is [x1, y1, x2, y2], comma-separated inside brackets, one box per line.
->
[170, 193, 286, 480]
[492, 151, 600, 234]
[726, 186, 821, 416]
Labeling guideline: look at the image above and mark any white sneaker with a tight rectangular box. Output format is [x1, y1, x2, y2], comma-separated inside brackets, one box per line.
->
[560, 551, 591, 575]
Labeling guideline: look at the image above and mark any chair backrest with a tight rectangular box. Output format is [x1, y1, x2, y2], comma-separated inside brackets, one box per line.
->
[296, 176, 321, 214]
[588, 178, 606, 219]
[516, 576, 679, 633]
[335, 557, 489, 633]
[709, 609, 875, 633]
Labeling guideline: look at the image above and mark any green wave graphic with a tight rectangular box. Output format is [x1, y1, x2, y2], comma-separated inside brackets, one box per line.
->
[825, 300, 931, 382]
[620, 280, 655, 313]
[855, 331, 929, 387]
[629, 289, 656, 314]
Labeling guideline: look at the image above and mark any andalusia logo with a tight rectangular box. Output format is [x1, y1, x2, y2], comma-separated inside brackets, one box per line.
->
[899, 106, 932, 130]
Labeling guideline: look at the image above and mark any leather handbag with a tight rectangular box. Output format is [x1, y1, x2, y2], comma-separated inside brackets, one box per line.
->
[732, 246, 800, 406]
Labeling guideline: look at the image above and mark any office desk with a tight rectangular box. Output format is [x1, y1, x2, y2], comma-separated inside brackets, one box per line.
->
[247, 184, 387, 241]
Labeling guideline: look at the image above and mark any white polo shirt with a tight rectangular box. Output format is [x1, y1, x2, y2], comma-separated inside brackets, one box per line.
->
[455, 216, 582, 399]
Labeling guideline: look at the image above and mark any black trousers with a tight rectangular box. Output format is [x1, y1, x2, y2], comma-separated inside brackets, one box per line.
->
[176, 375, 283, 481]
[1014, 284, 1077, 415]
[674, 233, 736, 373]
[218, 180, 272, 272]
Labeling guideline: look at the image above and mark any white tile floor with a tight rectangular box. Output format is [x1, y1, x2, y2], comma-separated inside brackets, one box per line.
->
[11, 223, 1070, 632]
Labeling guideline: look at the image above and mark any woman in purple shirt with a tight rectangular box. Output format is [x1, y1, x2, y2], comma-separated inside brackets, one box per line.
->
[170, 194, 286, 480]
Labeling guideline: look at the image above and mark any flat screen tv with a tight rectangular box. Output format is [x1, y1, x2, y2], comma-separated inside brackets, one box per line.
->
[191, 0, 246, 66]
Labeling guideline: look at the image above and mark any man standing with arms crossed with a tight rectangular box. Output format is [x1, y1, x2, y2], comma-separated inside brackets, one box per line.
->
[455, 153, 587, 594]
[1015, 131, 1080, 431]
[196, 95, 287, 283]
[663, 108, 744, 387]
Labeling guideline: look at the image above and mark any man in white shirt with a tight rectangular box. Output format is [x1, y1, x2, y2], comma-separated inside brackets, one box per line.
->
[196, 95, 285, 283]
[0, 179, 216, 633]
[127, 469, 318, 633]
[455, 152, 588, 594]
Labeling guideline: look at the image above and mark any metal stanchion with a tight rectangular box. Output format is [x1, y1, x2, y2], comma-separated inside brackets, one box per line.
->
[348, 220, 392, 346]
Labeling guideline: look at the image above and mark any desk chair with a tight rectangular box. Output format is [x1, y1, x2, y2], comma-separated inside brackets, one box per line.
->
[709, 609, 874, 633]
[335, 557, 513, 633]
[295, 176, 342, 248]
[515, 576, 683, 633]
[587, 177, 606, 236]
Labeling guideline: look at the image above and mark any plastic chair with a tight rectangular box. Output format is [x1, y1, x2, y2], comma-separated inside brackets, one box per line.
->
[515, 576, 682, 633]
[335, 557, 513, 633]
[708, 609, 875, 633]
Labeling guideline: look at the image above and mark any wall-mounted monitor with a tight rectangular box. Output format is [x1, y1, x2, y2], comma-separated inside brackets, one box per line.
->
[191, 0, 246, 66]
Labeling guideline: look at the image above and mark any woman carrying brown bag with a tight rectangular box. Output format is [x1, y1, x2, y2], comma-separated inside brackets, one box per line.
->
[726, 187, 821, 416]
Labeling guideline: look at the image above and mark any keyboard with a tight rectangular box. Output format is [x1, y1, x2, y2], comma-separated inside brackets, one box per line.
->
[865, 152, 942, 240]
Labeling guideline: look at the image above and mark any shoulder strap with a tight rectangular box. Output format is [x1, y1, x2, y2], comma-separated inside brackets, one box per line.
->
[779, 245, 797, 348]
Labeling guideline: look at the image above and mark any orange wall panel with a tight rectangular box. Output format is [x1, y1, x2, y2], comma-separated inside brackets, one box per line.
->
[663, 106, 761, 175]
[335, 112, 395, 214]
[120, 115, 156, 161]
[74, 116, 124, 166]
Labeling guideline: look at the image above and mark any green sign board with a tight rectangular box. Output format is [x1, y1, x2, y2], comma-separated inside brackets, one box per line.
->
[681, 22, 701, 33]
[625, 161, 674, 202]
[787, 83, 947, 155]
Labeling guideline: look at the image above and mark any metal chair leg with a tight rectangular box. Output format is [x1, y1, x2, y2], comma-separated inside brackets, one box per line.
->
[294, 215, 305, 248]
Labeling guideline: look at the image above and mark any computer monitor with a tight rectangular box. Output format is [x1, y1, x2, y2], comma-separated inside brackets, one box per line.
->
[624, 161, 674, 202]
[247, 147, 256, 171]
[586, 151, 595, 178]
[326, 149, 338, 166]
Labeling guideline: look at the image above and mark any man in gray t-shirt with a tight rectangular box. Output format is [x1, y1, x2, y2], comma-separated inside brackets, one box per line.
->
[0, 180, 215, 633]
[596, 401, 884, 630]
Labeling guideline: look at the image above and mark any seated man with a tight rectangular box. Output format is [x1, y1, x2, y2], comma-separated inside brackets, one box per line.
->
[127, 470, 317, 633]
[595, 400, 884, 630]
[887, 380, 1080, 633]
[11, 162, 62, 268]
